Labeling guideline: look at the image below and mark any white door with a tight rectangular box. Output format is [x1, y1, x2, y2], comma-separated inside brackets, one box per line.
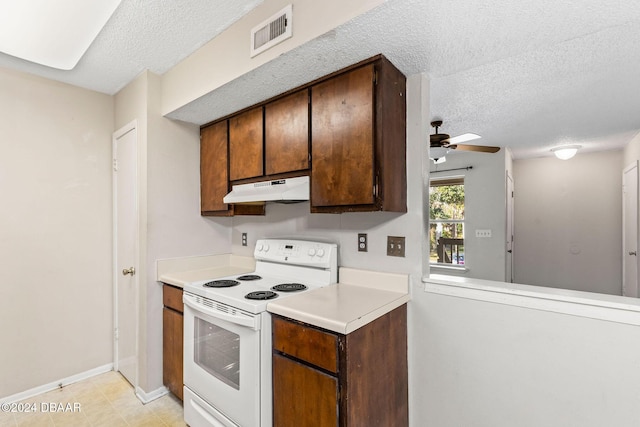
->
[506, 172, 514, 282]
[623, 161, 638, 297]
[113, 122, 139, 385]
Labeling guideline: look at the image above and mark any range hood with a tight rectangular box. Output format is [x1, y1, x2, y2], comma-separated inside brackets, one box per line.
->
[223, 176, 310, 204]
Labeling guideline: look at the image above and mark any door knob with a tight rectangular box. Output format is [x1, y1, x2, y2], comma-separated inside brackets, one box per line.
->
[629, 251, 637, 256]
[122, 267, 136, 276]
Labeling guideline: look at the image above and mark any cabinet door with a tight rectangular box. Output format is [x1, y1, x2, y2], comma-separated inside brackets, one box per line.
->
[163, 307, 183, 401]
[229, 107, 263, 181]
[311, 64, 375, 208]
[265, 90, 309, 175]
[200, 121, 231, 215]
[273, 353, 338, 427]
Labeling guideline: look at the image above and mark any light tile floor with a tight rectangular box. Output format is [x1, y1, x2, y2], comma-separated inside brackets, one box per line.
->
[1, 371, 187, 427]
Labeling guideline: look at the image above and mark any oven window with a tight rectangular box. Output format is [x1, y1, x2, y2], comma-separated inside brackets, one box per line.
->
[194, 317, 240, 390]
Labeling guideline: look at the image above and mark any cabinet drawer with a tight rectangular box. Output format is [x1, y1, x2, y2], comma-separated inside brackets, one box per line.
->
[273, 316, 338, 373]
[163, 284, 183, 313]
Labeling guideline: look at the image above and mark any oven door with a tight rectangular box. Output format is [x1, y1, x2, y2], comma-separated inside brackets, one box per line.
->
[183, 292, 261, 427]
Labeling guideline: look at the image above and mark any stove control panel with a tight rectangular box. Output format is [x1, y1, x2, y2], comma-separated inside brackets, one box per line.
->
[254, 239, 337, 269]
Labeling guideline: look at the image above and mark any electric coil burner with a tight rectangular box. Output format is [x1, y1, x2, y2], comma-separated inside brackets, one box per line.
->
[203, 279, 240, 288]
[271, 283, 307, 292]
[237, 274, 262, 281]
[245, 290, 278, 300]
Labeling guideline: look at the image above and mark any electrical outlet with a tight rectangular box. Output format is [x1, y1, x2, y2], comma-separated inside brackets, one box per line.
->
[241, 232, 248, 246]
[387, 236, 405, 257]
[475, 229, 492, 238]
[358, 233, 368, 252]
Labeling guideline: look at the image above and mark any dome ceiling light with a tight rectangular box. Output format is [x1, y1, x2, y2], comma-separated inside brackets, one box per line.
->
[0, 0, 122, 70]
[551, 145, 581, 160]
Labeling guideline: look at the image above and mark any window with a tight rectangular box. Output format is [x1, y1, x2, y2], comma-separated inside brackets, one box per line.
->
[429, 177, 465, 266]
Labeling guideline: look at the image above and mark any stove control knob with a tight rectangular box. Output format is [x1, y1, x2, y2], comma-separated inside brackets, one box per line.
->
[308, 248, 316, 256]
[263, 244, 270, 252]
[257, 244, 264, 252]
[317, 249, 326, 258]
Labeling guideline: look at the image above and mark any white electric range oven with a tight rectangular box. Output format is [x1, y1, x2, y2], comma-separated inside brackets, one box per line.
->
[182, 239, 338, 427]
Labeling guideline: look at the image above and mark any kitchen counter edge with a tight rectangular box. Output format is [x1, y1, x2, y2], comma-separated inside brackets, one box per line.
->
[267, 267, 410, 335]
[157, 254, 255, 289]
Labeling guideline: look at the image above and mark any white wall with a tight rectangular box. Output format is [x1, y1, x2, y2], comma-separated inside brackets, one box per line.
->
[419, 281, 640, 427]
[623, 130, 640, 167]
[115, 71, 232, 394]
[429, 149, 510, 281]
[0, 67, 114, 398]
[146, 72, 232, 393]
[513, 150, 623, 295]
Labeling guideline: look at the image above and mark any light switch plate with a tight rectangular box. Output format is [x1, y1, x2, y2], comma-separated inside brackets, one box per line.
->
[475, 229, 492, 238]
[387, 236, 405, 257]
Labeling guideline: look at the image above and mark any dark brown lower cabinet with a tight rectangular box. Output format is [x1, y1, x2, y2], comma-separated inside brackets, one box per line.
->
[273, 354, 338, 426]
[272, 304, 408, 427]
[162, 284, 183, 401]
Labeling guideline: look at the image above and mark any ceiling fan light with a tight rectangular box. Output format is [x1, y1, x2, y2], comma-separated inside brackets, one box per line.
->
[434, 156, 446, 164]
[551, 145, 581, 160]
[429, 146, 450, 163]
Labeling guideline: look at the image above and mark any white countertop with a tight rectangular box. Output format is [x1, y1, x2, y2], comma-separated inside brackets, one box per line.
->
[156, 254, 255, 288]
[267, 267, 411, 334]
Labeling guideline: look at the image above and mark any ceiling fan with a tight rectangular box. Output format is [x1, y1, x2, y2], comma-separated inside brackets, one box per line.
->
[430, 120, 500, 164]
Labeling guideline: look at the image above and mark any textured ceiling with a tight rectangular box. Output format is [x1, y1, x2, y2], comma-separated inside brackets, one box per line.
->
[0, 0, 264, 94]
[2, 0, 640, 158]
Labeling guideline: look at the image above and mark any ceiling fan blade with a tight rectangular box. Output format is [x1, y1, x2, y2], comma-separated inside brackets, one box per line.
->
[447, 133, 481, 144]
[450, 144, 500, 153]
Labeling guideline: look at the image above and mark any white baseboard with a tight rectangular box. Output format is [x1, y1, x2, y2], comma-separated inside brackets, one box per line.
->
[135, 385, 169, 404]
[0, 363, 114, 404]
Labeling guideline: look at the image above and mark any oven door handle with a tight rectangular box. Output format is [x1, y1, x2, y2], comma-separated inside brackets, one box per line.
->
[183, 293, 260, 330]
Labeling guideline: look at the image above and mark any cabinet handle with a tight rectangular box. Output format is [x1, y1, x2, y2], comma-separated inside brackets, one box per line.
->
[373, 175, 379, 198]
[629, 251, 637, 256]
[122, 267, 136, 276]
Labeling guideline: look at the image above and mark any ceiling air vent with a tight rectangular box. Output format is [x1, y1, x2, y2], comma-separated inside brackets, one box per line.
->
[250, 4, 292, 58]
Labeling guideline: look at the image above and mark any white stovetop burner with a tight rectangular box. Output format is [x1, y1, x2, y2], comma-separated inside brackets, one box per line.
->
[182, 238, 338, 313]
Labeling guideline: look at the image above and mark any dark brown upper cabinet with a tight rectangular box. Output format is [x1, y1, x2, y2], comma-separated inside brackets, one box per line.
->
[310, 56, 406, 213]
[200, 120, 265, 216]
[229, 106, 264, 181]
[200, 54, 406, 216]
[265, 90, 310, 176]
[311, 64, 376, 209]
[201, 121, 231, 215]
